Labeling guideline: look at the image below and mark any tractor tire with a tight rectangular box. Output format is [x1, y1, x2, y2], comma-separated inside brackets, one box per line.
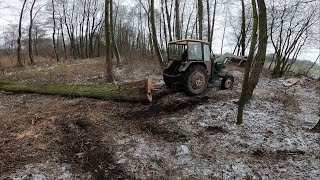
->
[221, 75, 234, 90]
[184, 65, 209, 95]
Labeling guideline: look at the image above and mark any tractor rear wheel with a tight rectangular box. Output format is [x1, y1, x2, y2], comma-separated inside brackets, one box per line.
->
[184, 65, 209, 95]
[221, 75, 234, 90]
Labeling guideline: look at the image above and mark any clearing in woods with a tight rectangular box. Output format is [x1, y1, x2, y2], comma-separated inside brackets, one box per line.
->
[0, 58, 319, 179]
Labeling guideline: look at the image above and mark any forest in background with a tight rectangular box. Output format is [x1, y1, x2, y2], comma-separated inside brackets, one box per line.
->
[0, 0, 319, 79]
[0, 0, 320, 178]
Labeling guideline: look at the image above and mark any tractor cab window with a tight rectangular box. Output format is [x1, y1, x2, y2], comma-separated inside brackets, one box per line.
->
[188, 44, 202, 60]
[203, 44, 210, 62]
[168, 44, 186, 60]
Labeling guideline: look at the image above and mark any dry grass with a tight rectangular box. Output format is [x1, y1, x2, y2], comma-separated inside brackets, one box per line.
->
[0, 55, 58, 68]
[269, 89, 300, 112]
[0, 53, 162, 85]
[0, 53, 164, 177]
[0, 94, 136, 177]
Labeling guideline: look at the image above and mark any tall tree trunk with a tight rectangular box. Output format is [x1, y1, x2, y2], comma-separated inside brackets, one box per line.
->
[198, 0, 203, 40]
[247, 0, 268, 99]
[17, 0, 28, 67]
[175, 0, 181, 40]
[240, 0, 246, 56]
[209, 0, 217, 47]
[52, 0, 60, 62]
[165, 0, 173, 41]
[237, 0, 258, 125]
[105, 0, 114, 82]
[206, 0, 210, 43]
[34, 26, 39, 56]
[29, 0, 36, 65]
[60, 17, 67, 59]
[161, 0, 168, 50]
[151, 0, 164, 69]
[109, 0, 121, 67]
[220, 22, 226, 55]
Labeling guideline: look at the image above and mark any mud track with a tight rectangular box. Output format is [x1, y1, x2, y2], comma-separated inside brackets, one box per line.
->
[56, 118, 134, 179]
[1, 91, 213, 178]
[120, 94, 209, 142]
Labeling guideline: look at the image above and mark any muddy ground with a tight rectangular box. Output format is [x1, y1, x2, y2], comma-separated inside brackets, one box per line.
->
[0, 58, 319, 179]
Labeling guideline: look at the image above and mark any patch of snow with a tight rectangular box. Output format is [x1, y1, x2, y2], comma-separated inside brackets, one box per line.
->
[112, 75, 319, 179]
[176, 145, 190, 155]
[6, 161, 84, 180]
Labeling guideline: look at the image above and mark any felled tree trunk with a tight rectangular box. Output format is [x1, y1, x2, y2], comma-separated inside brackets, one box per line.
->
[0, 79, 154, 102]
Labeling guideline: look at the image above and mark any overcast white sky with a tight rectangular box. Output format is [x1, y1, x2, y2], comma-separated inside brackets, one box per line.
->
[0, 0, 319, 63]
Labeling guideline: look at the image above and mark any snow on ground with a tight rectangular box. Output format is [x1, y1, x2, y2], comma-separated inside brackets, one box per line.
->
[2, 62, 319, 179]
[110, 76, 320, 179]
[7, 161, 86, 180]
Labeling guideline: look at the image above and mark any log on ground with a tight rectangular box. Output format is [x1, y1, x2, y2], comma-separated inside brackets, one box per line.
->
[0, 79, 154, 102]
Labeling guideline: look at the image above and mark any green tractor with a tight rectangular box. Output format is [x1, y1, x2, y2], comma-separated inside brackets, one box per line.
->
[163, 39, 246, 95]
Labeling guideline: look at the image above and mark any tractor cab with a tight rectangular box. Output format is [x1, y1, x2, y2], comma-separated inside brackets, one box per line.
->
[165, 39, 213, 76]
[163, 39, 235, 95]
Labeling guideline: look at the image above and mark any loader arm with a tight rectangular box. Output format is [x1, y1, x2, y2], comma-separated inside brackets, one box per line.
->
[215, 53, 247, 64]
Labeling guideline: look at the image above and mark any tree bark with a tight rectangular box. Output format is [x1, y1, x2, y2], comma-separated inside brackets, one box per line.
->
[164, 0, 173, 41]
[52, 0, 60, 62]
[29, 0, 36, 65]
[109, 0, 121, 67]
[17, 0, 28, 67]
[60, 17, 67, 59]
[247, 0, 268, 99]
[206, 0, 210, 43]
[151, 0, 164, 69]
[209, 0, 217, 47]
[198, 0, 203, 40]
[0, 79, 154, 102]
[105, 0, 114, 82]
[237, 0, 259, 125]
[240, 0, 246, 56]
[175, 0, 181, 40]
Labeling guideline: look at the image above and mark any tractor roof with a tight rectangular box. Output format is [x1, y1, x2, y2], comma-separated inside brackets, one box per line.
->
[169, 39, 210, 45]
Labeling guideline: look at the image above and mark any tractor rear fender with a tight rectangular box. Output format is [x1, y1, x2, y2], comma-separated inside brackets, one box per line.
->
[178, 62, 208, 74]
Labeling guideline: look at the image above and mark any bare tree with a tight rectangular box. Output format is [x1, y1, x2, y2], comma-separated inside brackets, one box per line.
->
[52, 0, 60, 62]
[197, 0, 203, 40]
[150, 0, 164, 68]
[164, 0, 173, 41]
[206, 0, 217, 47]
[175, 0, 181, 40]
[240, 0, 246, 56]
[110, 0, 121, 67]
[105, 0, 114, 82]
[237, 0, 268, 124]
[17, 0, 28, 67]
[269, 0, 319, 78]
[28, 0, 37, 64]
